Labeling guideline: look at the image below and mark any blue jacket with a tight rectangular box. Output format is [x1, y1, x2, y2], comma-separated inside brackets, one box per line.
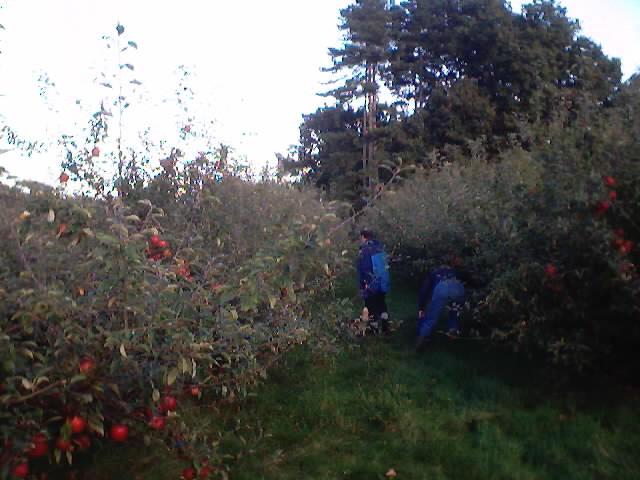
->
[357, 238, 385, 298]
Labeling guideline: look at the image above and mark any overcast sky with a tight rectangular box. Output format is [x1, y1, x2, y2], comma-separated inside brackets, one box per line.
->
[1, 0, 639, 185]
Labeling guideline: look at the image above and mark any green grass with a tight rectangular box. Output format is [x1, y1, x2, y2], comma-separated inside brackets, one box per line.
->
[64, 281, 640, 479]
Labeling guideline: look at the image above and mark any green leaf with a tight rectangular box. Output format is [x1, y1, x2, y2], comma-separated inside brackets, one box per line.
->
[268, 296, 277, 309]
[167, 367, 179, 386]
[76, 393, 93, 404]
[88, 418, 104, 437]
[96, 233, 120, 246]
[69, 374, 86, 385]
[180, 357, 190, 374]
[60, 422, 71, 438]
[19, 348, 34, 359]
[108, 383, 121, 397]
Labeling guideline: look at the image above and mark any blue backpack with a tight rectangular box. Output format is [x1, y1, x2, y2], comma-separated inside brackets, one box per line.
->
[370, 252, 391, 293]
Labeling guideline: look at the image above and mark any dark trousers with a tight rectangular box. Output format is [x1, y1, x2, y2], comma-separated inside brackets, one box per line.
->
[365, 292, 388, 320]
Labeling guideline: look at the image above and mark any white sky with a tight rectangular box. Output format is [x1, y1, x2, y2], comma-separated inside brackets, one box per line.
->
[1, 0, 639, 185]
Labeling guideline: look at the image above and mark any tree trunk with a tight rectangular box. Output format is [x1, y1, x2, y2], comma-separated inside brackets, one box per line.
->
[362, 62, 379, 195]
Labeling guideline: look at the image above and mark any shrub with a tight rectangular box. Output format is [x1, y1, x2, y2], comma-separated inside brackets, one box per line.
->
[0, 167, 350, 477]
[363, 144, 639, 372]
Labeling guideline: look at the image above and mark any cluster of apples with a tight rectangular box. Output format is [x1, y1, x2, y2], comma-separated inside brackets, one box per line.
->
[595, 175, 617, 215]
[174, 258, 193, 281]
[612, 228, 634, 256]
[146, 234, 171, 261]
[1, 360, 100, 478]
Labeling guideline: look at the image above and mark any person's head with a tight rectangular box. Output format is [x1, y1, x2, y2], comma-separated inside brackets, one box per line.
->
[359, 229, 375, 244]
[440, 253, 462, 267]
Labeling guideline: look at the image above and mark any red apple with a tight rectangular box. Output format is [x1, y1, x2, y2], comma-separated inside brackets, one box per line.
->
[149, 416, 166, 431]
[157, 240, 169, 249]
[79, 359, 95, 375]
[190, 387, 201, 396]
[200, 466, 213, 477]
[12, 462, 29, 478]
[160, 396, 177, 413]
[73, 434, 91, 451]
[68, 416, 86, 434]
[110, 424, 129, 442]
[602, 176, 616, 187]
[608, 190, 618, 200]
[594, 201, 610, 215]
[150, 235, 162, 246]
[619, 263, 632, 272]
[620, 240, 633, 255]
[544, 264, 557, 277]
[55, 438, 72, 452]
[91, 146, 100, 157]
[59, 173, 70, 183]
[182, 468, 195, 480]
[27, 433, 48, 457]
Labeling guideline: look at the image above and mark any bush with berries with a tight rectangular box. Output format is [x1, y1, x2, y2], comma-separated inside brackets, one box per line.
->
[0, 163, 350, 478]
[363, 121, 639, 373]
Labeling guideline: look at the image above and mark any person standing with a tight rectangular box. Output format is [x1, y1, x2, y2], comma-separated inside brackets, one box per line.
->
[357, 229, 390, 333]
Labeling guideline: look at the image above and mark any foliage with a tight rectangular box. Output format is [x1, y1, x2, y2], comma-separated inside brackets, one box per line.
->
[76, 294, 640, 479]
[0, 165, 351, 478]
[290, 0, 623, 202]
[362, 90, 640, 370]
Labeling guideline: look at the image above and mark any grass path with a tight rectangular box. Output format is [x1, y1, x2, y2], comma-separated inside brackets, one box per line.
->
[75, 283, 640, 479]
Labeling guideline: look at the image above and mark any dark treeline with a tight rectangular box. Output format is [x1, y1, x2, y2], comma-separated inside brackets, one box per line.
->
[284, 0, 633, 202]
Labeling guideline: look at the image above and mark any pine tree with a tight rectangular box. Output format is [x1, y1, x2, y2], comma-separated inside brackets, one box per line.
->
[323, 0, 395, 194]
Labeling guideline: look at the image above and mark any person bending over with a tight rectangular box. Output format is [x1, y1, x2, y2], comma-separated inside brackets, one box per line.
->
[416, 256, 470, 351]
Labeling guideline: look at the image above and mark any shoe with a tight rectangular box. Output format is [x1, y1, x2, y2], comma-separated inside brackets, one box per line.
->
[380, 312, 390, 334]
[447, 329, 461, 339]
[415, 335, 431, 353]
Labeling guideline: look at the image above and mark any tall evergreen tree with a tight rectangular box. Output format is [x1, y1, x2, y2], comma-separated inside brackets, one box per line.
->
[324, 0, 395, 192]
[294, 0, 625, 196]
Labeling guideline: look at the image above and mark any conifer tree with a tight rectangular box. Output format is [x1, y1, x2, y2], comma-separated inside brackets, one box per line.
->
[324, 0, 395, 193]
